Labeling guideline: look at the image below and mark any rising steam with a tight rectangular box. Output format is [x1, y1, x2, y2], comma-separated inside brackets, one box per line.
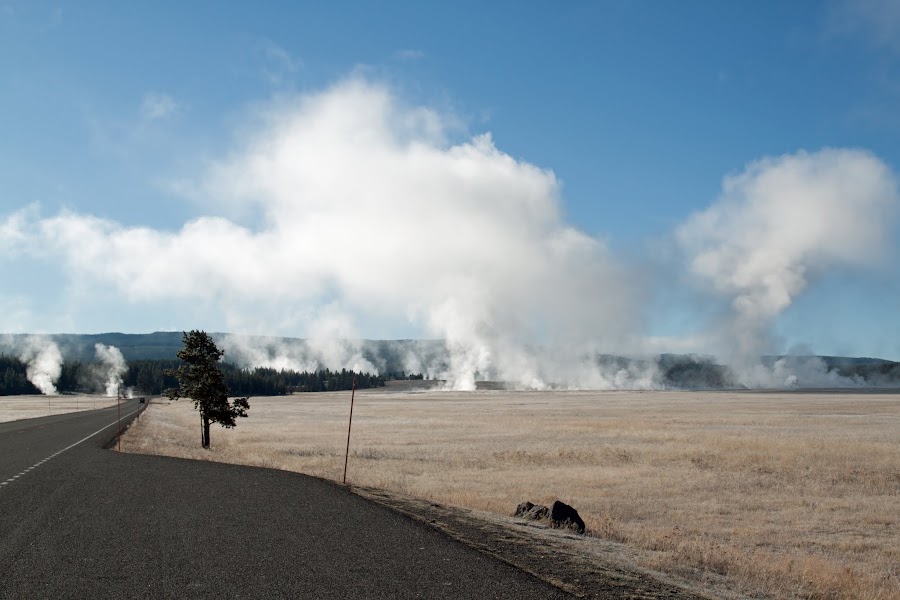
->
[94, 343, 127, 396]
[677, 148, 899, 386]
[18, 336, 63, 395]
[0, 79, 898, 389]
[0, 78, 640, 390]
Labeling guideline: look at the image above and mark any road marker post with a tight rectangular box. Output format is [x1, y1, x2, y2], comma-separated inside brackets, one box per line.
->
[342, 378, 356, 484]
[117, 386, 122, 452]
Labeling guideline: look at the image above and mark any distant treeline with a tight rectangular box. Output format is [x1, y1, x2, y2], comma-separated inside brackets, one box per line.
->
[0, 355, 40, 395]
[654, 354, 900, 389]
[0, 355, 385, 396]
[0, 355, 100, 395]
[124, 360, 385, 395]
[5, 353, 899, 396]
[382, 371, 425, 381]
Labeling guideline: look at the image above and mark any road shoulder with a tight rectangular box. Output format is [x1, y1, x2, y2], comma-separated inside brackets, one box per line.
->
[350, 484, 733, 600]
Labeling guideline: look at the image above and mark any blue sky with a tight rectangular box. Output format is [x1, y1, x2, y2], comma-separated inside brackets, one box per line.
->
[2, 1, 899, 361]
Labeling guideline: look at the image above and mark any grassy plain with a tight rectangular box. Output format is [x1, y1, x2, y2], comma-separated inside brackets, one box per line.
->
[122, 388, 899, 600]
[0, 395, 121, 423]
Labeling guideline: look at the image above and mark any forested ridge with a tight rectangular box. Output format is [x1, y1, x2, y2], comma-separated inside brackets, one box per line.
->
[0, 355, 39, 394]
[0, 355, 385, 396]
[4, 352, 900, 396]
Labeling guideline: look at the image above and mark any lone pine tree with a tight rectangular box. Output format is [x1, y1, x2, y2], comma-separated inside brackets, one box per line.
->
[166, 330, 249, 448]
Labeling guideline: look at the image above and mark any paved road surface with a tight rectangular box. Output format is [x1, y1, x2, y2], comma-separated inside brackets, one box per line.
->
[0, 402, 571, 599]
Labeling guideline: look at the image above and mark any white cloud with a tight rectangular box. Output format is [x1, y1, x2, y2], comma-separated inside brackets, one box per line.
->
[827, 0, 900, 52]
[0, 204, 35, 255]
[395, 49, 425, 61]
[260, 40, 301, 85]
[140, 92, 178, 120]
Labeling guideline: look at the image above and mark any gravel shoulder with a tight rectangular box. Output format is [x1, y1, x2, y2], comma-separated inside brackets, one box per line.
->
[350, 484, 742, 600]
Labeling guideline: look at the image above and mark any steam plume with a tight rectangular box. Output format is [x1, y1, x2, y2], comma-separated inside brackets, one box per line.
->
[19, 336, 63, 395]
[94, 343, 126, 396]
[677, 148, 899, 386]
[0, 78, 641, 389]
[0, 79, 898, 389]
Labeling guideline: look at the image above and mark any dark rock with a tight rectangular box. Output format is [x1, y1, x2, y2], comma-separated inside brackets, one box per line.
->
[550, 500, 585, 534]
[514, 501, 534, 517]
[514, 501, 549, 520]
[527, 505, 549, 520]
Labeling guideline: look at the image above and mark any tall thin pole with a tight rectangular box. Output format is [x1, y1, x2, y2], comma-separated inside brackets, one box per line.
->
[117, 386, 122, 452]
[342, 378, 356, 484]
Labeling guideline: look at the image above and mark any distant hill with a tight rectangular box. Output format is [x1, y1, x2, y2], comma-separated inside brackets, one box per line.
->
[0, 332, 448, 371]
[1, 332, 898, 388]
[52, 331, 187, 361]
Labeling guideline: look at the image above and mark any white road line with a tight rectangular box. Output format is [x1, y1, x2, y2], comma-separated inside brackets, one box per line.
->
[0, 406, 144, 492]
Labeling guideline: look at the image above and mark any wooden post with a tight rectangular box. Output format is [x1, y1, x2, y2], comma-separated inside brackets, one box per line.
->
[342, 378, 356, 484]
[117, 386, 122, 452]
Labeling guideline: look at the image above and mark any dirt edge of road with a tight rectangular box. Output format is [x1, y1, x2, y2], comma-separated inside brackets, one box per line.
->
[350, 484, 738, 600]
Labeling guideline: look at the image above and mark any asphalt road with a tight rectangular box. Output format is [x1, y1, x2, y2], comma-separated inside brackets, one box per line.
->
[0, 402, 571, 599]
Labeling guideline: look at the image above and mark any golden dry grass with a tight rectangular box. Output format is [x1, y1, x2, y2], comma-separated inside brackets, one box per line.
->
[0, 395, 121, 423]
[122, 389, 900, 600]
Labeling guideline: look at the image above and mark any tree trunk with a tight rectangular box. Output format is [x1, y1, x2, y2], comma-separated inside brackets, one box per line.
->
[202, 413, 211, 449]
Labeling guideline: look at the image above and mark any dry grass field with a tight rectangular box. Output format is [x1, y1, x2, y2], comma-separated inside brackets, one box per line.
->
[121, 388, 899, 600]
[0, 395, 121, 423]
